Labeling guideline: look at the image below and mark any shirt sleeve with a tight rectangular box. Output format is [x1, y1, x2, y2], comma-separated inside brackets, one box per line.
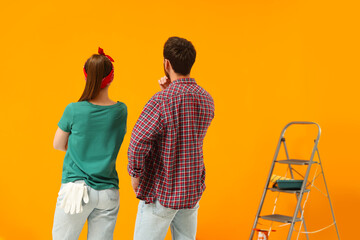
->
[127, 98, 162, 178]
[57, 103, 73, 133]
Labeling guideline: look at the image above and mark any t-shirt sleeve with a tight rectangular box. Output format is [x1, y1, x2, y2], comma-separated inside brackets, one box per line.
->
[124, 104, 128, 134]
[58, 103, 73, 132]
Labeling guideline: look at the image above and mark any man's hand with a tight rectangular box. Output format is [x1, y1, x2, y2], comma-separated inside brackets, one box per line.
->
[158, 76, 171, 90]
[131, 177, 140, 193]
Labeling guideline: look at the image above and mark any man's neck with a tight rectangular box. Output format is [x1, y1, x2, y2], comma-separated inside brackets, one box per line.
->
[170, 74, 191, 82]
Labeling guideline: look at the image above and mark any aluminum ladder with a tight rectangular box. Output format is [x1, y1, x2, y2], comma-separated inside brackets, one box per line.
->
[249, 122, 340, 240]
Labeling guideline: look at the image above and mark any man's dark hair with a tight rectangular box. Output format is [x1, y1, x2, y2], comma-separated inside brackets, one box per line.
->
[163, 37, 196, 76]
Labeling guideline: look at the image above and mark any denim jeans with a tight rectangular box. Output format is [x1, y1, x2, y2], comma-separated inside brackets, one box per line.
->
[52, 181, 119, 240]
[134, 200, 199, 240]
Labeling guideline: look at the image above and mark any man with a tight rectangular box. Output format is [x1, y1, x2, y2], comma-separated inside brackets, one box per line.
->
[127, 36, 215, 240]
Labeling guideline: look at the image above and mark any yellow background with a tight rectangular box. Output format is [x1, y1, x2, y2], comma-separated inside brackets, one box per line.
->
[0, 0, 359, 239]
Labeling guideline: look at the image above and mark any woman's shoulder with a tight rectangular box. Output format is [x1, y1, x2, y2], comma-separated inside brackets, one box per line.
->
[69, 101, 87, 106]
[116, 101, 127, 108]
[109, 102, 127, 121]
[114, 101, 127, 114]
[61, 102, 75, 111]
[69, 101, 127, 113]
[65, 101, 87, 110]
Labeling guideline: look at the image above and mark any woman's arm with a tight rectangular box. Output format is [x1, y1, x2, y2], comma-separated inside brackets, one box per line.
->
[53, 127, 70, 152]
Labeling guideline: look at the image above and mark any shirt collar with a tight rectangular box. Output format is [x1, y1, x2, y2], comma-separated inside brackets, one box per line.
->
[172, 78, 196, 85]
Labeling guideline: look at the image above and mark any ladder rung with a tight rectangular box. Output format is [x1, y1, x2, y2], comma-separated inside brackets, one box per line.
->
[268, 188, 310, 193]
[276, 159, 316, 165]
[260, 214, 302, 223]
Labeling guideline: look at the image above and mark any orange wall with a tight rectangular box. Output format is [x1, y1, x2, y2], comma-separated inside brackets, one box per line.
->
[0, 0, 359, 239]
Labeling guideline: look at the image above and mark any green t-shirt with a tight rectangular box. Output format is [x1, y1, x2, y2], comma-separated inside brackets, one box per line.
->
[58, 101, 127, 190]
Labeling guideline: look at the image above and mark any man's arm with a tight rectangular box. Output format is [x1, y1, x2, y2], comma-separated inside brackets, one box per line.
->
[127, 97, 162, 191]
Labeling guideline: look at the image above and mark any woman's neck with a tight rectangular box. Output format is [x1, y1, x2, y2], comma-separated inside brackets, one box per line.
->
[89, 87, 116, 105]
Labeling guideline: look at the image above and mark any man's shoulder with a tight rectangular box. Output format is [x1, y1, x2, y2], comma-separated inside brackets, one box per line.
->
[150, 88, 173, 102]
[148, 81, 213, 106]
[152, 84, 213, 103]
[196, 84, 213, 97]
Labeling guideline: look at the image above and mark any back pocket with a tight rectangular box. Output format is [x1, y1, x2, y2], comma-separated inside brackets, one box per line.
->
[152, 200, 177, 218]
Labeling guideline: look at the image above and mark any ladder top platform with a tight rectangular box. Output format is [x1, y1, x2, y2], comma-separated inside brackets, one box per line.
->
[268, 188, 310, 194]
[276, 159, 318, 165]
[260, 214, 302, 223]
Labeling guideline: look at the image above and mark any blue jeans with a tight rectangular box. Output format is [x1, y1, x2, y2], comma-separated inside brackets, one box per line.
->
[134, 200, 200, 240]
[52, 181, 119, 240]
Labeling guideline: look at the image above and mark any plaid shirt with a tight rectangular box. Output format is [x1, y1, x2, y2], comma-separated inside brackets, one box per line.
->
[128, 78, 214, 209]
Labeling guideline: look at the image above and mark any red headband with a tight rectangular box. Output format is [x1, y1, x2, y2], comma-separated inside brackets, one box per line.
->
[83, 47, 115, 88]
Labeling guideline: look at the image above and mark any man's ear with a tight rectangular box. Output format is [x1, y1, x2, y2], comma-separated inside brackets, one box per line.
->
[164, 59, 172, 72]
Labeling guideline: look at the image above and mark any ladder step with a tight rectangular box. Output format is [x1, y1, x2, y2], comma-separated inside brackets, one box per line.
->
[268, 188, 310, 193]
[260, 214, 302, 223]
[276, 159, 316, 165]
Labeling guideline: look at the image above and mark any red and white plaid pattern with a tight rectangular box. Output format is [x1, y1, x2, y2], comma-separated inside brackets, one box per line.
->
[128, 78, 214, 209]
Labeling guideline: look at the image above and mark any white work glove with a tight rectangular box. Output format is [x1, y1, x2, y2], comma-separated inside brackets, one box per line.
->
[59, 182, 89, 214]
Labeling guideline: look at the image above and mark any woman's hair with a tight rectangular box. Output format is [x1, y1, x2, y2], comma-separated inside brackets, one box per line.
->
[78, 54, 113, 102]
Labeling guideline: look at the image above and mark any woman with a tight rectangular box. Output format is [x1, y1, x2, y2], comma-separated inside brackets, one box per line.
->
[52, 48, 127, 240]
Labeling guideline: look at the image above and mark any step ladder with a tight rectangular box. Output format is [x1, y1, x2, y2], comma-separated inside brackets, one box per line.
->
[249, 122, 340, 240]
